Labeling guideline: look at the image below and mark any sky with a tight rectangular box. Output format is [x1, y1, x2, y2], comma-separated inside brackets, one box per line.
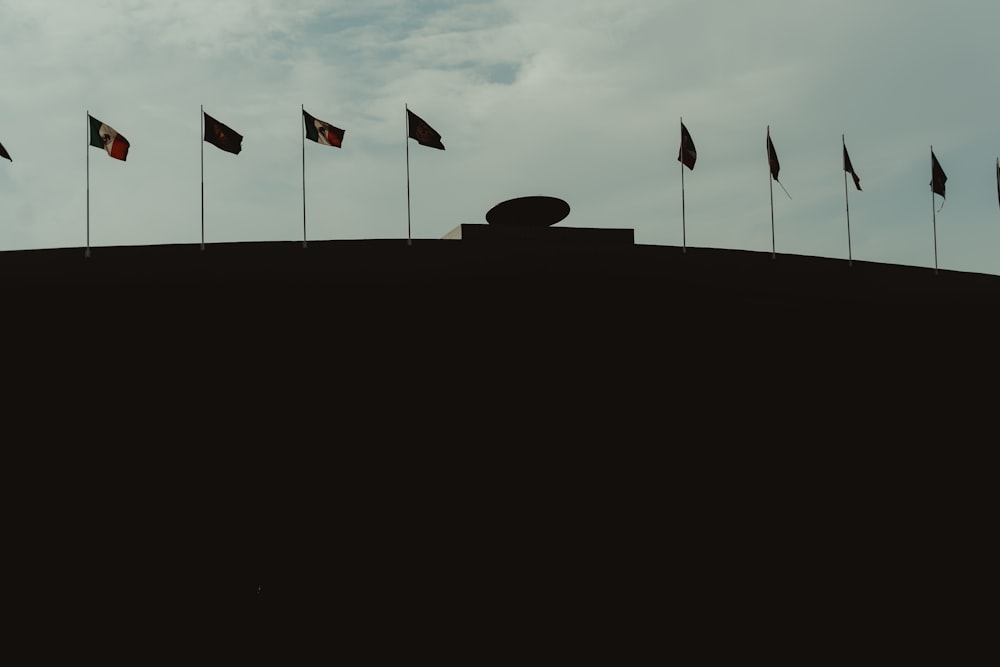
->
[1, 0, 998, 275]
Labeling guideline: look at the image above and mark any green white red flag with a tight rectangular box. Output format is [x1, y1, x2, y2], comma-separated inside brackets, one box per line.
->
[89, 115, 129, 161]
[303, 109, 344, 148]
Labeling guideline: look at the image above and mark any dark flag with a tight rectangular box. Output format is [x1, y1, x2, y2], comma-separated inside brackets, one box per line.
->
[0, 140, 10, 162]
[204, 112, 243, 155]
[303, 109, 344, 148]
[843, 144, 861, 191]
[767, 128, 780, 181]
[407, 109, 445, 150]
[89, 115, 130, 161]
[678, 122, 696, 170]
[930, 150, 947, 199]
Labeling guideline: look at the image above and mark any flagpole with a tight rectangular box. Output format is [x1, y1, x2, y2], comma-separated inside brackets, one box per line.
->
[201, 105, 205, 251]
[843, 134, 852, 268]
[405, 104, 412, 246]
[680, 117, 686, 254]
[86, 110, 91, 258]
[931, 145, 938, 275]
[302, 104, 307, 248]
[768, 126, 775, 260]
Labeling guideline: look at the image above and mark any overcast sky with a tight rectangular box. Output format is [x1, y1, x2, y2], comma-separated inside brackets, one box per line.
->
[1, 0, 997, 274]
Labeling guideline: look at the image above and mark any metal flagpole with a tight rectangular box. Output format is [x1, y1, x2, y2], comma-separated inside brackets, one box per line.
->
[680, 117, 686, 254]
[201, 105, 205, 251]
[843, 134, 852, 267]
[405, 104, 412, 246]
[931, 145, 938, 275]
[768, 126, 775, 260]
[86, 110, 90, 258]
[302, 104, 307, 248]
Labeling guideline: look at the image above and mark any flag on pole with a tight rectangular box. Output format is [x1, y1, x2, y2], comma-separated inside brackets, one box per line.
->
[678, 122, 696, 170]
[303, 109, 344, 148]
[89, 115, 130, 161]
[0, 140, 10, 162]
[204, 112, 243, 154]
[407, 109, 445, 150]
[843, 144, 861, 191]
[766, 128, 780, 182]
[930, 150, 947, 199]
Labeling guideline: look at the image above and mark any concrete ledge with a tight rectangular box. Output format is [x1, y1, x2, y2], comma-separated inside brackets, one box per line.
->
[442, 224, 634, 244]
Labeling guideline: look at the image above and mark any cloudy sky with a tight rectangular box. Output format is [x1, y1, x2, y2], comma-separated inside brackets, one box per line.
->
[1, 0, 997, 275]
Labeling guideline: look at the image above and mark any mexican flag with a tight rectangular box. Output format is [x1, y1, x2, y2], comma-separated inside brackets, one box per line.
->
[89, 115, 130, 161]
[303, 109, 344, 148]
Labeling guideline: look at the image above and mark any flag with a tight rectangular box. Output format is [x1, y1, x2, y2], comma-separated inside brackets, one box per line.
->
[995, 158, 999, 210]
[843, 143, 861, 191]
[89, 115, 130, 161]
[678, 122, 696, 170]
[0, 140, 10, 162]
[930, 150, 947, 199]
[407, 109, 445, 150]
[767, 128, 780, 181]
[204, 112, 243, 154]
[303, 109, 344, 148]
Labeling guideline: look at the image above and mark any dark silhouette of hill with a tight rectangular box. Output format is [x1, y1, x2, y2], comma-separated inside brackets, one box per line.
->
[3, 237, 994, 654]
[5, 237, 1000, 306]
[6, 235, 995, 456]
[5, 236, 998, 398]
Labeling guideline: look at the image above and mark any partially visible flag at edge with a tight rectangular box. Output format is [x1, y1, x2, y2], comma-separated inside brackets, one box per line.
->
[204, 112, 243, 155]
[678, 122, 696, 170]
[0, 140, 10, 162]
[930, 150, 947, 199]
[303, 109, 344, 148]
[767, 128, 780, 181]
[407, 109, 445, 150]
[89, 115, 130, 161]
[843, 143, 861, 191]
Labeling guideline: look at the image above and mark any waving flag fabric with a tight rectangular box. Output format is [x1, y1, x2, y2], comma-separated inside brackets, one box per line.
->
[767, 129, 780, 181]
[407, 109, 445, 150]
[930, 151, 947, 199]
[0, 140, 10, 162]
[303, 109, 344, 148]
[678, 123, 696, 170]
[204, 112, 243, 155]
[843, 144, 861, 191]
[89, 115, 130, 161]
